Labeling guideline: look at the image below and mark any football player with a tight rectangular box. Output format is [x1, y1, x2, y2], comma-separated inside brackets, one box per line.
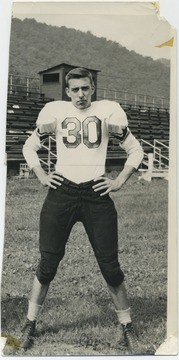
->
[20, 67, 144, 353]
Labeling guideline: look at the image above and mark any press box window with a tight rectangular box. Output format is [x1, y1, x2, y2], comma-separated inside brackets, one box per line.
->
[43, 73, 59, 83]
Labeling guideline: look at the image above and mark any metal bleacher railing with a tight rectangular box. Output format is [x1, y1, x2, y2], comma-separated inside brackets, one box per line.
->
[37, 136, 170, 176]
[139, 139, 169, 181]
[7, 74, 170, 178]
[8, 74, 41, 98]
[8, 74, 170, 110]
[97, 88, 169, 110]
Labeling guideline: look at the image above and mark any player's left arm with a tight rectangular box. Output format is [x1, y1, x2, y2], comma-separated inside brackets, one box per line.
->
[113, 126, 144, 169]
[93, 127, 144, 196]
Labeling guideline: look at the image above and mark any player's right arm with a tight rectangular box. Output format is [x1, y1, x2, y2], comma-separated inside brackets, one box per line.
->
[32, 165, 64, 189]
[23, 130, 63, 189]
[22, 103, 63, 189]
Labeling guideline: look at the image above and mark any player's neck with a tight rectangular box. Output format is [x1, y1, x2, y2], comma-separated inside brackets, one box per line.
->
[71, 102, 92, 112]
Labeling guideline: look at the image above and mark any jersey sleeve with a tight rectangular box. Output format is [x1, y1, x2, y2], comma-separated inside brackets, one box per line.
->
[119, 130, 144, 169]
[105, 101, 143, 168]
[22, 102, 57, 169]
[106, 101, 128, 132]
[22, 130, 42, 169]
[36, 102, 57, 134]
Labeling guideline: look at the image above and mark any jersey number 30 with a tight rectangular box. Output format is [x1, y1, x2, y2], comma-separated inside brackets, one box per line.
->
[62, 116, 102, 149]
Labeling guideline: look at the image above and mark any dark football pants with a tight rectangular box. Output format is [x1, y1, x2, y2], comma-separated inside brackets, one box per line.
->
[36, 177, 124, 287]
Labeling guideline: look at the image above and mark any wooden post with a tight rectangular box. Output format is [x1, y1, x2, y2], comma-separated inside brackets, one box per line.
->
[124, 91, 127, 105]
[144, 95, 147, 107]
[146, 153, 153, 181]
[48, 137, 51, 174]
[134, 94, 137, 108]
[9, 74, 13, 94]
[27, 77, 29, 97]
[161, 97, 164, 109]
[152, 96, 155, 110]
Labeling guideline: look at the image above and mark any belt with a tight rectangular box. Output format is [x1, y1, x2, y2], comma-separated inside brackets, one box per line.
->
[61, 175, 103, 189]
[62, 176, 96, 190]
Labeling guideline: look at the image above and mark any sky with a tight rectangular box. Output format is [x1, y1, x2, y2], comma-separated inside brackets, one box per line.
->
[11, 1, 174, 61]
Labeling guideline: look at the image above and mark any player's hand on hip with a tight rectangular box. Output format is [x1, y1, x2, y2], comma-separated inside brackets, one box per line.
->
[92, 176, 121, 196]
[39, 171, 64, 189]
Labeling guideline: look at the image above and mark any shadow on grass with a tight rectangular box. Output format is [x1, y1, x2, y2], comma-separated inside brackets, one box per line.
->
[1, 296, 28, 332]
[1, 294, 166, 355]
[97, 294, 167, 321]
[1, 293, 166, 334]
[96, 294, 167, 335]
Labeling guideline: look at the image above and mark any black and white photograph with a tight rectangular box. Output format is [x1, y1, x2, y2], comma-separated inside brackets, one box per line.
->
[0, 0, 177, 357]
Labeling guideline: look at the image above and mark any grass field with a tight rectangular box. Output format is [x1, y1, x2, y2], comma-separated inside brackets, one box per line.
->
[1, 172, 168, 356]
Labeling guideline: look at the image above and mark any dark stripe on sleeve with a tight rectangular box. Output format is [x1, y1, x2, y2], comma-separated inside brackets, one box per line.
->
[36, 128, 51, 143]
[110, 127, 130, 144]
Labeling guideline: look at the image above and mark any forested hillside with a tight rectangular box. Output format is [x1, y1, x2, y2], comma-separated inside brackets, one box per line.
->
[9, 18, 170, 98]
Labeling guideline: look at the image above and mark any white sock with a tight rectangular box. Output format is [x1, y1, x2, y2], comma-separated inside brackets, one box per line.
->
[27, 300, 42, 321]
[115, 307, 131, 325]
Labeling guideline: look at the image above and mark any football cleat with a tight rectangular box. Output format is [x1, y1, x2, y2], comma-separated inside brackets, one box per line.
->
[20, 319, 36, 350]
[122, 322, 143, 354]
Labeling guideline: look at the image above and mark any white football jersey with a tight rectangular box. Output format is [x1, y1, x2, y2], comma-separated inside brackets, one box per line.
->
[24, 100, 128, 183]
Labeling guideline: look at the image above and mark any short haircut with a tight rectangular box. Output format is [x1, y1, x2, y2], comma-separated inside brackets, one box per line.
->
[65, 67, 94, 87]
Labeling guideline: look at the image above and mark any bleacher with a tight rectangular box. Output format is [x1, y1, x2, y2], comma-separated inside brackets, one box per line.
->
[6, 94, 170, 171]
[107, 103, 169, 163]
[6, 94, 53, 163]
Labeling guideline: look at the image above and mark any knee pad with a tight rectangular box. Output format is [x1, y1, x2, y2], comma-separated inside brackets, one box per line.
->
[98, 258, 124, 287]
[36, 258, 59, 284]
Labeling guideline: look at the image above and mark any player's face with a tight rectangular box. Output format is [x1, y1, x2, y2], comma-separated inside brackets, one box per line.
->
[66, 77, 95, 109]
